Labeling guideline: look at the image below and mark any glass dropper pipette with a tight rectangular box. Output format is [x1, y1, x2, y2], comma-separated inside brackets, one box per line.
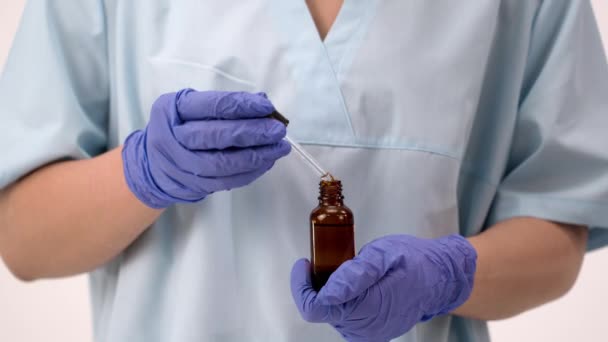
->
[285, 135, 328, 178]
[267, 110, 331, 179]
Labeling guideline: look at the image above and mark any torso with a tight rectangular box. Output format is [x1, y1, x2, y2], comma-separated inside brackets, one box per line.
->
[93, 1, 542, 341]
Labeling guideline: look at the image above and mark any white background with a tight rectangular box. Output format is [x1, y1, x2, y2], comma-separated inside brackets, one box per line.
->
[1, 1, 607, 341]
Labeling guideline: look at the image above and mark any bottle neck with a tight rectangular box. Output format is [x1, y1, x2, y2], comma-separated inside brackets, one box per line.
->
[318, 180, 344, 206]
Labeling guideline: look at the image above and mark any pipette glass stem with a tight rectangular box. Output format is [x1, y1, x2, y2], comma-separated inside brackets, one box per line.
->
[285, 135, 327, 178]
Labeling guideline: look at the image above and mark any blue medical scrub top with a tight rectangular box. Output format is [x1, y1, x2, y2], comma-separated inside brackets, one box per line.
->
[1, 1, 608, 341]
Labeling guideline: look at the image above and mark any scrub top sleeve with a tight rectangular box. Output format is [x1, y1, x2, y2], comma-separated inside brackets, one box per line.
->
[486, 0, 608, 251]
[0, 0, 109, 189]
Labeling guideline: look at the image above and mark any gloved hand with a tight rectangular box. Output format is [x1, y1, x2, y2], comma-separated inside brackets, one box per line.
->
[122, 89, 290, 208]
[290, 234, 477, 342]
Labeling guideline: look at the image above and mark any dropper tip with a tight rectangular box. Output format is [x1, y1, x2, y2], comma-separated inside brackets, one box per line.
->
[321, 172, 335, 182]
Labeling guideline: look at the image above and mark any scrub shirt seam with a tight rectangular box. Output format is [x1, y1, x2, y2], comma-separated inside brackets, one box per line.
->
[268, 1, 357, 138]
[297, 140, 460, 160]
[335, 2, 379, 80]
[489, 193, 608, 235]
[317, 1, 369, 138]
[323, 0, 358, 74]
[148, 56, 258, 89]
[319, 43, 356, 137]
[495, 191, 608, 207]
[460, 172, 608, 207]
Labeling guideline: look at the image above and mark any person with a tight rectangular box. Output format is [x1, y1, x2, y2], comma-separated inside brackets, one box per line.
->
[0, 1, 607, 341]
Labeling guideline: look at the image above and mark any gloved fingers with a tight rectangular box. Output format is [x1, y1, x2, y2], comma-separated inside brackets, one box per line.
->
[316, 241, 396, 305]
[155, 160, 275, 197]
[290, 259, 343, 324]
[201, 161, 276, 193]
[187, 141, 291, 177]
[176, 89, 275, 121]
[173, 118, 287, 150]
[149, 164, 210, 202]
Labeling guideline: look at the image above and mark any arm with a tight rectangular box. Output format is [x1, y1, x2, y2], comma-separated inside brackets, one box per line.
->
[0, 90, 290, 282]
[0, 147, 162, 281]
[290, 219, 587, 340]
[453, 217, 587, 320]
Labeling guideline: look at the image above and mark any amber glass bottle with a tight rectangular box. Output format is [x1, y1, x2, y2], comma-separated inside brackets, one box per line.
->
[310, 179, 355, 291]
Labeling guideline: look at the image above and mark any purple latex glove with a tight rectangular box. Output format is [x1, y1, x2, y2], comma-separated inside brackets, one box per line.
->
[290, 234, 477, 342]
[122, 89, 290, 208]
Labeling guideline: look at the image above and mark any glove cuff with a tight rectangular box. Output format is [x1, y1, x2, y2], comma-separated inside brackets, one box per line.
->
[122, 130, 177, 209]
[421, 234, 477, 321]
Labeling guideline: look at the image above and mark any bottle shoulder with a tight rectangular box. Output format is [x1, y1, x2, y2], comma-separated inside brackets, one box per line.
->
[310, 204, 354, 225]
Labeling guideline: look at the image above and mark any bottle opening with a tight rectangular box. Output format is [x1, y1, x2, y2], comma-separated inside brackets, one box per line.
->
[319, 176, 343, 204]
[321, 172, 335, 182]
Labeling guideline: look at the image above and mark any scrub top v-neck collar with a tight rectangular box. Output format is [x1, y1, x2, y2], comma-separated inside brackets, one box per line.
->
[269, 0, 378, 143]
